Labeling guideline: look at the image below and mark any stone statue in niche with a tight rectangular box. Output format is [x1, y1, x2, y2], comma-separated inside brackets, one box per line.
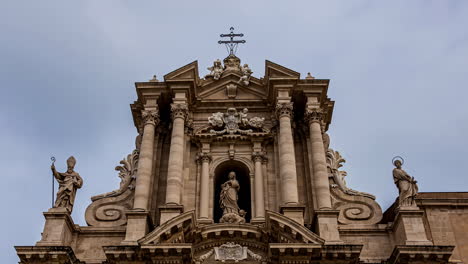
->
[219, 171, 246, 224]
[51, 156, 83, 213]
[393, 159, 419, 207]
[205, 59, 224, 80]
[239, 63, 252, 85]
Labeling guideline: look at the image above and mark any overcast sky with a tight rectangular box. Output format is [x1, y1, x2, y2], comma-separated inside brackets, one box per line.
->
[1, 1, 468, 262]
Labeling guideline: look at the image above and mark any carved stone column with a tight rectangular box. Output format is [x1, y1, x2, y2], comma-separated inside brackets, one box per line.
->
[306, 108, 332, 210]
[133, 109, 159, 210]
[160, 102, 188, 224]
[123, 108, 158, 244]
[275, 102, 299, 205]
[252, 151, 266, 219]
[198, 152, 212, 220]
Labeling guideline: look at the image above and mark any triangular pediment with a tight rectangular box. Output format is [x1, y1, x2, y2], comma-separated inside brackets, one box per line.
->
[265, 60, 300, 79]
[198, 73, 266, 101]
[164, 61, 199, 82]
[139, 211, 196, 245]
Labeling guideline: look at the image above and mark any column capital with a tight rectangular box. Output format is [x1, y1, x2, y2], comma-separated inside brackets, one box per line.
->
[252, 151, 267, 163]
[305, 108, 324, 124]
[275, 102, 294, 119]
[171, 103, 188, 120]
[142, 109, 160, 127]
[197, 152, 212, 163]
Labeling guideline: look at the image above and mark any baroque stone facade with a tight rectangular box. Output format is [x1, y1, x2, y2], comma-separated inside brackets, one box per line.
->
[15, 55, 468, 264]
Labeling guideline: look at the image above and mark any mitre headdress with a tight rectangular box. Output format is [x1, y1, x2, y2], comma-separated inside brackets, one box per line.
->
[67, 156, 76, 168]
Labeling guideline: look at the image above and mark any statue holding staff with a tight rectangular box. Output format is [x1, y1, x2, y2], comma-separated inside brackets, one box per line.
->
[51, 156, 83, 213]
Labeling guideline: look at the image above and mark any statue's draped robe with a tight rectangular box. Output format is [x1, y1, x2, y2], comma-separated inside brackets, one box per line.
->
[220, 179, 240, 214]
[393, 168, 418, 207]
[54, 171, 83, 212]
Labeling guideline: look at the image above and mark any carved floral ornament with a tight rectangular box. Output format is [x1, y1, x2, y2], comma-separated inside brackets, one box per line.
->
[195, 242, 263, 263]
[252, 151, 267, 163]
[275, 102, 294, 118]
[305, 108, 323, 123]
[207, 107, 267, 135]
[171, 103, 189, 120]
[141, 109, 160, 126]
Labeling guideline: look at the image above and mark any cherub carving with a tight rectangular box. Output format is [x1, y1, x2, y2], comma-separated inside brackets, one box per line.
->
[205, 59, 224, 80]
[239, 64, 252, 85]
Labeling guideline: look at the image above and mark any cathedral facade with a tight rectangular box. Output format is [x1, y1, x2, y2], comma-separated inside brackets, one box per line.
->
[15, 52, 468, 263]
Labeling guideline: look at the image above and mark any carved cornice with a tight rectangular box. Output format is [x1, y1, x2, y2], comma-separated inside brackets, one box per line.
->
[275, 102, 294, 119]
[171, 103, 189, 120]
[142, 109, 160, 126]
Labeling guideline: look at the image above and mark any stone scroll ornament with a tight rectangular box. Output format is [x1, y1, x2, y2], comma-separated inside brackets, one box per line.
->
[85, 150, 139, 227]
[219, 171, 246, 224]
[392, 157, 419, 208]
[51, 156, 83, 213]
[326, 145, 383, 225]
[207, 108, 268, 135]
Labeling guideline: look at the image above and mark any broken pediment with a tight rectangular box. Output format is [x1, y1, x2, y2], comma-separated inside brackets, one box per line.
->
[164, 61, 199, 82]
[199, 81, 266, 101]
[265, 60, 300, 80]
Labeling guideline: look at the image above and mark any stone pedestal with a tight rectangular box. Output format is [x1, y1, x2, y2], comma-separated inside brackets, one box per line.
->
[280, 205, 305, 225]
[393, 207, 433, 246]
[121, 210, 152, 245]
[315, 209, 342, 244]
[159, 204, 184, 225]
[36, 208, 76, 247]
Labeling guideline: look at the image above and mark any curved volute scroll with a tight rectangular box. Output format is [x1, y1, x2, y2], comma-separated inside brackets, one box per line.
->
[85, 150, 139, 227]
[326, 148, 383, 225]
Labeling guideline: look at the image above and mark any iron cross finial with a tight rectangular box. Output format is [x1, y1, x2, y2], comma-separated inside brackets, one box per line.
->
[218, 27, 246, 56]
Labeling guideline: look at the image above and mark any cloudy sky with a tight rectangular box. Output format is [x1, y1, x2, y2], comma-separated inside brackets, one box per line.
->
[1, 1, 468, 262]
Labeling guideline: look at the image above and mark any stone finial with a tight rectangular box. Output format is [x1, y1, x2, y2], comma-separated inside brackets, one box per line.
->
[149, 75, 159, 82]
[306, 72, 315, 80]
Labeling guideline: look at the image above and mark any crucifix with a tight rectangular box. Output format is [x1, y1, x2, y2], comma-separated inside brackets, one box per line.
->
[218, 27, 246, 56]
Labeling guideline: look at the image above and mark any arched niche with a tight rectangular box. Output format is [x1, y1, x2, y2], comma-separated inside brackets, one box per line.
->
[213, 160, 252, 223]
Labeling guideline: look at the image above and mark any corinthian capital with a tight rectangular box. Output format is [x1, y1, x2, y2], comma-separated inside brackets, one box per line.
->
[252, 151, 267, 163]
[197, 152, 212, 163]
[305, 108, 323, 124]
[171, 103, 189, 120]
[275, 102, 294, 119]
[142, 109, 160, 126]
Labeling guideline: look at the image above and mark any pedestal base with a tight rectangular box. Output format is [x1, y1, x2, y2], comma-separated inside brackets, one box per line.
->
[121, 210, 152, 245]
[159, 204, 184, 225]
[393, 207, 433, 246]
[36, 208, 76, 247]
[315, 209, 343, 244]
[280, 205, 305, 225]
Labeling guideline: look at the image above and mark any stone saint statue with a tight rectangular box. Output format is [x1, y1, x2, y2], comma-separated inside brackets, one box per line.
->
[219, 171, 246, 223]
[51, 156, 83, 213]
[393, 159, 418, 207]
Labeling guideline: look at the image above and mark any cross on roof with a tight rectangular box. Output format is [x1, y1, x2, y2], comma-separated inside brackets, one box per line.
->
[218, 27, 246, 56]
